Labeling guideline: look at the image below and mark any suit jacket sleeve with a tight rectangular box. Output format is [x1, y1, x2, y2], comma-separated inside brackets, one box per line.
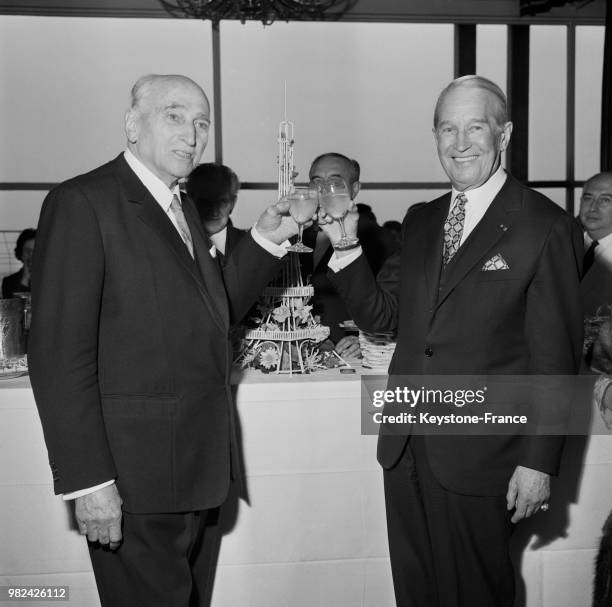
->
[28, 184, 117, 494]
[521, 212, 584, 474]
[221, 233, 283, 324]
[328, 215, 410, 333]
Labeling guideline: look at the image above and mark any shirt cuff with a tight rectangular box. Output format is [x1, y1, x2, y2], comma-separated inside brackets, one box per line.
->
[328, 247, 363, 273]
[250, 227, 289, 258]
[62, 479, 115, 500]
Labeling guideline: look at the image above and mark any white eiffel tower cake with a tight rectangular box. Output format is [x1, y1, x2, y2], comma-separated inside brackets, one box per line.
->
[234, 114, 345, 374]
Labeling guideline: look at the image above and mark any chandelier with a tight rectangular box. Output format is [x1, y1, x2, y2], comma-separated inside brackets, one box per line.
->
[159, 0, 354, 25]
[519, 0, 594, 16]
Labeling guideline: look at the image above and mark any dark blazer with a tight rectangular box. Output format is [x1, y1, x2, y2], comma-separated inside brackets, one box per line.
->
[331, 174, 583, 496]
[302, 217, 394, 343]
[28, 154, 280, 513]
[580, 250, 612, 373]
[2, 269, 28, 299]
[581, 253, 612, 317]
[221, 222, 248, 266]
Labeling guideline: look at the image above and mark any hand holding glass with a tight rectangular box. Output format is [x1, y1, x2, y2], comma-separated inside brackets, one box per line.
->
[286, 186, 319, 253]
[318, 179, 359, 250]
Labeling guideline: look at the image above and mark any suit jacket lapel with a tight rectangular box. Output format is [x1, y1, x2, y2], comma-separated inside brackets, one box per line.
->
[435, 177, 521, 311]
[182, 196, 230, 328]
[421, 196, 448, 311]
[116, 156, 228, 331]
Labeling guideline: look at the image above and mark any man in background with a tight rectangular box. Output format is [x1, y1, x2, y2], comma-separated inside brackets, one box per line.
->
[320, 75, 583, 606]
[186, 162, 246, 266]
[578, 173, 612, 430]
[29, 74, 297, 607]
[579, 172, 612, 318]
[304, 152, 393, 359]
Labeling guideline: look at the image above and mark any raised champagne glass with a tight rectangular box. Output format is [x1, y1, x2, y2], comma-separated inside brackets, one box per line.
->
[318, 178, 359, 250]
[286, 186, 319, 253]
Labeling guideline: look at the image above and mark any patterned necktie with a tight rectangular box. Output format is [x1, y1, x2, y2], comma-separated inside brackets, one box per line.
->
[583, 239, 599, 275]
[443, 192, 467, 264]
[170, 194, 194, 258]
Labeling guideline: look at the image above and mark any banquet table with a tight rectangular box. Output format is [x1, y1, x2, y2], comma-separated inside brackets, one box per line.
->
[0, 369, 610, 607]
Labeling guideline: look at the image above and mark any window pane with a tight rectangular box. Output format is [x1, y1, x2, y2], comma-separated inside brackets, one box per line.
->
[0, 16, 214, 183]
[575, 25, 604, 181]
[231, 190, 278, 230]
[575, 188, 585, 218]
[359, 189, 448, 225]
[529, 26, 567, 181]
[220, 21, 454, 184]
[534, 187, 567, 210]
[0, 191, 46, 230]
[476, 25, 508, 93]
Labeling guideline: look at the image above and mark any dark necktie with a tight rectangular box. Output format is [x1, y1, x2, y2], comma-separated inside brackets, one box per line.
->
[443, 192, 467, 264]
[313, 229, 331, 269]
[216, 249, 225, 268]
[583, 240, 599, 275]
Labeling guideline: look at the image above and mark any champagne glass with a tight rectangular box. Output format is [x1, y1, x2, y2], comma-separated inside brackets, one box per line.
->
[286, 186, 319, 253]
[318, 178, 359, 250]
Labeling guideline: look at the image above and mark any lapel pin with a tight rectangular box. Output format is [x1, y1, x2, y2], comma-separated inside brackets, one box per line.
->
[499, 224, 508, 232]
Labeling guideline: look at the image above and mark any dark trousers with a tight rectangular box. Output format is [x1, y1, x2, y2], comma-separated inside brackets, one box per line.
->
[384, 436, 515, 607]
[89, 508, 221, 607]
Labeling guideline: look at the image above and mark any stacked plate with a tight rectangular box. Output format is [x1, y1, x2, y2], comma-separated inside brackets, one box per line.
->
[358, 330, 396, 372]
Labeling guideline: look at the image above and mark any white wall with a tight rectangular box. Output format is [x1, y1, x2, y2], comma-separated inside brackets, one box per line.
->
[0, 15, 215, 183]
[1, 16, 455, 237]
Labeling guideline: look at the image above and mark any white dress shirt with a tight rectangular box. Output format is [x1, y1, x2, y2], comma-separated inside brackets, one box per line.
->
[451, 164, 507, 246]
[209, 227, 228, 256]
[585, 231, 612, 270]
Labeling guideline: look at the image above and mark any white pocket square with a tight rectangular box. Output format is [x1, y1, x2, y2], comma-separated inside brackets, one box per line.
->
[481, 254, 510, 271]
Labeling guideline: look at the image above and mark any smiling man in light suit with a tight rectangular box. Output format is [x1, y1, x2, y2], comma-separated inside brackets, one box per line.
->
[28, 74, 297, 607]
[320, 75, 583, 606]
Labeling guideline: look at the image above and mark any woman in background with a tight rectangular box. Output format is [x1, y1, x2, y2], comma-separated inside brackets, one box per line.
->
[2, 228, 36, 299]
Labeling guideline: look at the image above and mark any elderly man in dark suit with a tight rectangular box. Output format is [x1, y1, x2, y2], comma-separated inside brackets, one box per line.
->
[319, 75, 583, 606]
[28, 74, 297, 607]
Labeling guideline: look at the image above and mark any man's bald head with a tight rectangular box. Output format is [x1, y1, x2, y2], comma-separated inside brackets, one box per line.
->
[129, 74, 209, 115]
[125, 74, 211, 188]
[309, 153, 361, 200]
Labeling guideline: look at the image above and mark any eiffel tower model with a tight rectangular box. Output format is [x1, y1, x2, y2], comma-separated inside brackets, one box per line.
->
[235, 116, 335, 375]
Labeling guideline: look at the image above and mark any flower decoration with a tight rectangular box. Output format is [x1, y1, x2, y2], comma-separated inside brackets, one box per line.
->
[294, 303, 312, 324]
[302, 350, 322, 373]
[272, 305, 291, 323]
[259, 347, 280, 370]
[241, 348, 257, 366]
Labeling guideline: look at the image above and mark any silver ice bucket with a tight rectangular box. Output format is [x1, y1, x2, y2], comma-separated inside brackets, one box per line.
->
[0, 298, 25, 360]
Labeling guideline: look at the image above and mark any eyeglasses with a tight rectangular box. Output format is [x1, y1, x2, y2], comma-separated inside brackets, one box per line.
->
[581, 194, 612, 209]
[310, 176, 348, 190]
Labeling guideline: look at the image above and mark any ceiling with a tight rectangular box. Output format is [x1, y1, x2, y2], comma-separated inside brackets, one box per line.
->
[0, 0, 605, 23]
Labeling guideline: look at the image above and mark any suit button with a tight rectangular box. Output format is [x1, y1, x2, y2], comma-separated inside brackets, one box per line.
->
[424, 347, 433, 357]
